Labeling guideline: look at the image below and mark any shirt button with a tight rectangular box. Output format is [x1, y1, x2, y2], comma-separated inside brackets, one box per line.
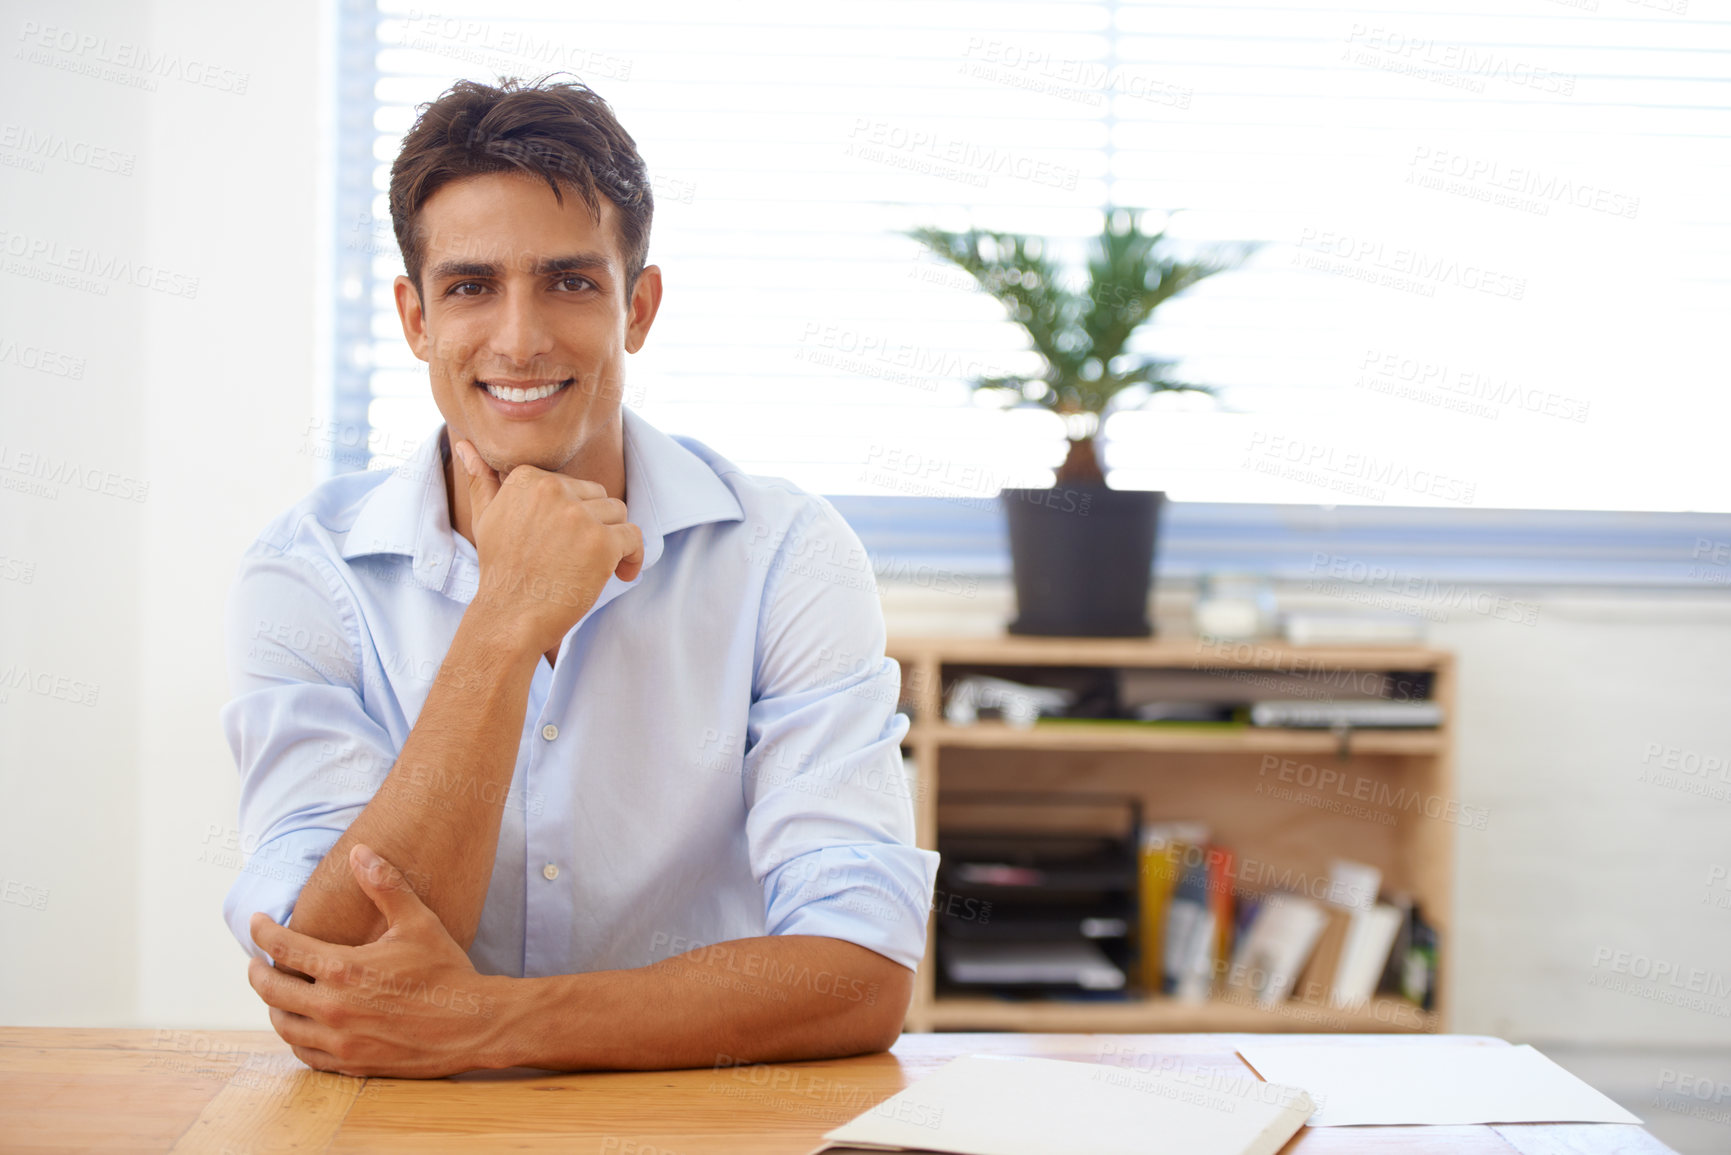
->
[542, 863, 559, 881]
[541, 723, 559, 741]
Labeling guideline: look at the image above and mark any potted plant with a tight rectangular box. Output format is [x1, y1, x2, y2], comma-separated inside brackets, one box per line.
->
[906, 209, 1249, 637]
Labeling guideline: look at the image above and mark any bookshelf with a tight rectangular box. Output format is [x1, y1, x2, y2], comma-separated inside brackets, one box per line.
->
[887, 635, 1455, 1035]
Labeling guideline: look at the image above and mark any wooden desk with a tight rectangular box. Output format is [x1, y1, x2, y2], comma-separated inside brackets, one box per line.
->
[0, 1028, 1676, 1154]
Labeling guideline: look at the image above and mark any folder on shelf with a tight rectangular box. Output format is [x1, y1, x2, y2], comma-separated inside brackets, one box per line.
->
[808, 1054, 1314, 1155]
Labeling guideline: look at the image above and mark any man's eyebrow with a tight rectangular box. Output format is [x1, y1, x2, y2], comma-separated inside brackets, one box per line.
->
[427, 259, 497, 282]
[427, 253, 614, 282]
[533, 252, 612, 276]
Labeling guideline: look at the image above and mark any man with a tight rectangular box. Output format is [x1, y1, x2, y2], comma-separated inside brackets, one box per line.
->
[221, 76, 937, 1078]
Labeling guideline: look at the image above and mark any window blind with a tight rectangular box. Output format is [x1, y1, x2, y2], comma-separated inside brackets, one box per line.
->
[330, 0, 1729, 520]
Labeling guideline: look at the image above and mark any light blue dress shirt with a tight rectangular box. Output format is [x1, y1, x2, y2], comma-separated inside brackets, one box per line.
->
[220, 407, 938, 976]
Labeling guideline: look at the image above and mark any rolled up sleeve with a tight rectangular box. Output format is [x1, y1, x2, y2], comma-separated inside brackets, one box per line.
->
[742, 499, 940, 972]
[218, 541, 397, 961]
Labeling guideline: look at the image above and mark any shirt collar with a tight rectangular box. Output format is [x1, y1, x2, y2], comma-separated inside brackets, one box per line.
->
[618, 405, 746, 569]
[339, 407, 745, 590]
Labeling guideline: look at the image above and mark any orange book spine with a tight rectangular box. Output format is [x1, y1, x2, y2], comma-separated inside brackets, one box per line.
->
[1207, 844, 1236, 987]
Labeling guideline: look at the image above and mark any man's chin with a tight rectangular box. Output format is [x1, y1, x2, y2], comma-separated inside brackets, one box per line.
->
[475, 451, 538, 478]
[470, 438, 569, 479]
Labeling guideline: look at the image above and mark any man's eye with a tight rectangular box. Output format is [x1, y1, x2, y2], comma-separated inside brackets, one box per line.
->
[556, 275, 594, 292]
[447, 281, 484, 296]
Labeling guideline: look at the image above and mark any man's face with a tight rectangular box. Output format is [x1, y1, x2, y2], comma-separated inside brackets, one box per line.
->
[392, 171, 661, 478]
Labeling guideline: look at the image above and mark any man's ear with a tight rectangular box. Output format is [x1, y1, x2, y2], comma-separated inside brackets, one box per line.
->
[393, 274, 430, 362]
[624, 264, 663, 355]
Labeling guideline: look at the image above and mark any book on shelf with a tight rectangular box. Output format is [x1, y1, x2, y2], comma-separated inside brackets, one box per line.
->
[1296, 903, 1351, 1003]
[1140, 823, 1213, 998]
[1334, 902, 1406, 1007]
[1164, 851, 1217, 1002]
[1138, 838, 1437, 1019]
[1207, 844, 1236, 982]
[1304, 860, 1391, 1009]
[1327, 859, 1382, 915]
[1383, 899, 1439, 1011]
[1136, 826, 1181, 991]
[1226, 892, 1329, 1007]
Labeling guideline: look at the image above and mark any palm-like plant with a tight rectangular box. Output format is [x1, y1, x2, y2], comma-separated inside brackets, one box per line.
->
[906, 210, 1252, 485]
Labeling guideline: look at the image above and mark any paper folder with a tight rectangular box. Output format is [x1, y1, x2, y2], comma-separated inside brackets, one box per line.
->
[806, 1053, 1313, 1155]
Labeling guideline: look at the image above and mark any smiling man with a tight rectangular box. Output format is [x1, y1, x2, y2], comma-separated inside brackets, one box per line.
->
[219, 76, 937, 1077]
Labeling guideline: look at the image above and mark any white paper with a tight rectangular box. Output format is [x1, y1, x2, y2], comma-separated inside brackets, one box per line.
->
[941, 940, 1125, 989]
[810, 1054, 1313, 1155]
[1235, 1042, 1642, 1127]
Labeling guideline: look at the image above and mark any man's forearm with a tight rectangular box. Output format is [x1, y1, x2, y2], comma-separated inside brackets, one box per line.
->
[287, 606, 540, 952]
[481, 936, 913, 1072]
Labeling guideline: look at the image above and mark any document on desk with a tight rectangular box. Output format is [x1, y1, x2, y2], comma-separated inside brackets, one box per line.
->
[806, 1053, 1313, 1155]
[1235, 1042, 1642, 1127]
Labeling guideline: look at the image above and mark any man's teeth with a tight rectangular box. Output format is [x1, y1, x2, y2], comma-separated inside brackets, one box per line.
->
[483, 379, 568, 403]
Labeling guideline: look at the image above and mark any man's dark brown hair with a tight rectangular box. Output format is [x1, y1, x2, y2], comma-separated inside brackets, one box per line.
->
[389, 74, 654, 299]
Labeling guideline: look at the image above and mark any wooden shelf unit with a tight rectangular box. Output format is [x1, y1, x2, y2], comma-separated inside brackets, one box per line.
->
[888, 635, 1456, 1035]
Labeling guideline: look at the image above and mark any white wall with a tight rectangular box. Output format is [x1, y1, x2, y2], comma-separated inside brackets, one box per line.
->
[133, 0, 329, 1028]
[0, 0, 324, 1029]
[2, 0, 1727, 1047]
[1442, 591, 1731, 1046]
[0, 0, 153, 1027]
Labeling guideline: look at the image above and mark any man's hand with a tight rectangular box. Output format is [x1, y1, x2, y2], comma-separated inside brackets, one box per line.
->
[247, 844, 511, 1078]
[454, 437, 644, 656]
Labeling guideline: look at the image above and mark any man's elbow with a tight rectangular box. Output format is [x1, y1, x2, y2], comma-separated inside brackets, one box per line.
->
[281, 876, 388, 948]
[843, 962, 914, 1055]
[853, 1006, 906, 1055]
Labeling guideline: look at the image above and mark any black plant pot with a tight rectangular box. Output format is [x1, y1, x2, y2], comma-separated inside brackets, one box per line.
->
[1002, 485, 1164, 637]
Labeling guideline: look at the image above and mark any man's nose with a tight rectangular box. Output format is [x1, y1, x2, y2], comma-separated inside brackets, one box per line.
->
[489, 286, 555, 365]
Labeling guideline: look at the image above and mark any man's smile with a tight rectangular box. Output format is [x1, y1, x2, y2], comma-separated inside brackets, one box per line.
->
[477, 376, 573, 402]
[474, 375, 574, 418]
